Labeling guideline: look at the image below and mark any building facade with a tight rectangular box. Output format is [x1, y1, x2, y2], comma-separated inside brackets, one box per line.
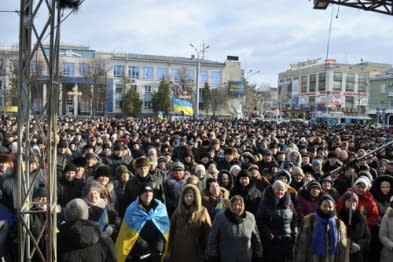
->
[0, 45, 242, 117]
[369, 69, 393, 126]
[277, 58, 391, 117]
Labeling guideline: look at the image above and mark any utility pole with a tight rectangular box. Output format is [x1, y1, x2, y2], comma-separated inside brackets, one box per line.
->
[190, 42, 209, 118]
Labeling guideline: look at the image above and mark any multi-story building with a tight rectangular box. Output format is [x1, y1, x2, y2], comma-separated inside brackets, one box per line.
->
[277, 58, 391, 117]
[369, 68, 393, 126]
[0, 45, 242, 117]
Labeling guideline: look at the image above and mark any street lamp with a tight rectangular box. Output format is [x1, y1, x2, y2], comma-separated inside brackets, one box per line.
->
[190, 42, 210, 118]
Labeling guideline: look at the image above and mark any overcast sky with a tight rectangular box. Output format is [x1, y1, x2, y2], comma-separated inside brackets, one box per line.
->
[1, 0, 393, 86]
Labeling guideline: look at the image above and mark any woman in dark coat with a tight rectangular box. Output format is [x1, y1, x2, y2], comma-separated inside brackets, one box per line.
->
[168, 184, 211, 262]
[256, 180, 298, 262]
[337, 192, 371, 262]
[58, 198, 117, 262]
[230, 170, 262, 215]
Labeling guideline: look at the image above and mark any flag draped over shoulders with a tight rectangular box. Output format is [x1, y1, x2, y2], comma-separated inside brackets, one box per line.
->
[115, 198, 170, 262]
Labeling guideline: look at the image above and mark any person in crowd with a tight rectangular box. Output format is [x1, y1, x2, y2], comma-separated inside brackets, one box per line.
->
[122, 156, 165, 217]
[335, 165, 357, 195]
[89, 164, 119, 211]
[194, 164, 208, 191]
[248, 164, 270, 193]
[83, 181, 121, 241]
[56, 140, 73, 178]
[206, 160, 219, 179]
[296, 180, 323, 222]
[319, 175, 340, 200]
[201, 178, 230, 220]
[207, 195, 263, 262]
[371, 175, 393, 218]
[337, 192, 371, 262]
[103, 143, 133, 175]
[164, 161, 189, 217]
[58, 198, 117, 262]
[273, 169, 297, 202]
[256, 180, 298, 262]
[379, 195, 393, 262]
[217, 147, 239, 171]
[229, 164, 241, 180]
[84, 152, 101, 179]
[167, 184, 211, 262]
[230, 170, 262, 215]
[58, 163, 84, 208]
[113, 164, 132, 210]
[30, 187, 48, 262]
[294, 194, 347, 262]
[182, 150, 197, 174]
[291, 166, 305, 191]
[216, 170, 233, 191]
[115, 185, 170, 262]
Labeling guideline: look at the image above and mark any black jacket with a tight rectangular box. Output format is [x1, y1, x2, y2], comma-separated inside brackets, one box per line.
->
[57, 219, 117, 262]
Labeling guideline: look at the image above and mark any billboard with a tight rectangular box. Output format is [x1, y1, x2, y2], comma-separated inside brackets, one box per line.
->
[228, 80, 245, 97]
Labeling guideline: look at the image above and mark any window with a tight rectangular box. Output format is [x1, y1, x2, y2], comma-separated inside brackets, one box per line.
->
[333, 72, 342, 91]
[358, 74, 368, 92]
[115, 84, 123, 94]
[144, 101, 152, 109]
[318, 72, 326, 92]
[186, 69, 194, 81]
[301, 75, 307, 93]
[63, 63, 74, 76]
[210, 71, 221, 84]
[115, 99, 121, 109]
[144, 85, 152, 94]
[309, 74, 316, 92]
[79, 63, 90, 76]
[171, 69, 180, 81]
[80, 101, 89, 113]
[345, 96, 355, 108]
[129, 66, 139, 79]
[114, 65, 124, 77]
[130, 85, 137, 92]
[143, 67, 154, 80]
[157, 68, 167, 80]
[200, 71, 207, 83]
[345, 73, 355, 92]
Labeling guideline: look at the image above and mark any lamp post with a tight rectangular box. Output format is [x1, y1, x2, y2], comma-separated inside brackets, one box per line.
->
[190, 42, 209, 118]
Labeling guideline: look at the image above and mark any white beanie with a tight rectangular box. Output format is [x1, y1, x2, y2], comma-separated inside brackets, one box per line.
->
[354, 176, 371, 189]
[64, 198, 89, 222]
[195, 164, 206, 174]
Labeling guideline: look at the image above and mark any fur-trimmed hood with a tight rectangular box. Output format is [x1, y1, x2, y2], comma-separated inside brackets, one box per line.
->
[177, 184, 203, 213]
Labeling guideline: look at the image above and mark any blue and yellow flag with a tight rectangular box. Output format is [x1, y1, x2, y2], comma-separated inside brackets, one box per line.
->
[172, 98, 193, 116]
[98, 207, 109, 231]
[115, 198, 170, 262]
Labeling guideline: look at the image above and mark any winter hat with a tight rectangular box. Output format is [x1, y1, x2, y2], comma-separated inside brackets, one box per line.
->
[229, 165, 241, 175]
[237, 170, 251, 179]
[319, 175, 333, 184]
[139, 184, 154, 196]
[33, 187, 48, 198]
[57, 140, 68, 148]
[307, 180, 322, 191]
[292, 167, 304, 177]
[134, 156, 150, 169]
[318, 193, 336, 206]
[206, 177, 218, 190]
[358, 170, 373, 183]
[63, 163, 77, 174]
[64, 198, 89, 222]
[84, 152, 97, 160]
[342, 191, 359, 205]
[274, 169, 292, 184]
[116, 165, 129, 175]
[72, 157, 87, 167]
[195, 164, 206, 174]
[248, 164, 259, 172]
[354, 176, 371, 189]
[94, 164, 113, 179]
[272, 180, 288, 191]
[113, 143, 126, 151]
[170, 161, 185, 172]
[83, 181, 104, 196]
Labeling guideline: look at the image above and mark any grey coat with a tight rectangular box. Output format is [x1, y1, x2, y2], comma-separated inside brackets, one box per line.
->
[379, 207, 393, 262]
[207, 210, 263, 262]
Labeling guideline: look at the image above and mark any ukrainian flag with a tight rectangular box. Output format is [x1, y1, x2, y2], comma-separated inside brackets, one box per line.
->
[98, 207, 109, 231]
[172, 98, 193, 116]
[115, 198, 170, 262]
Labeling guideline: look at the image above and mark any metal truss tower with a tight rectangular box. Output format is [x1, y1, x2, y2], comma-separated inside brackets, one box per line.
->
[314, 0, 393, 15]
[16, 0, 69, 261]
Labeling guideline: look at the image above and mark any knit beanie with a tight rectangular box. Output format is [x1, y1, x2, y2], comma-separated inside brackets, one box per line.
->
[64, 198, 89, 222]
[94, 164, 113, 179]
[342, 191, 359, 205]
[354, 176, 371, 189]
[63, 163, 77, 174]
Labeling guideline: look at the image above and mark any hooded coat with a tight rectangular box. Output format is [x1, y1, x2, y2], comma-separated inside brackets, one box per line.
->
[168, 184, 212, 262]
[57, 220, 117, 262]
[379, 207, 393, 262]
[370, 175, 393, 217]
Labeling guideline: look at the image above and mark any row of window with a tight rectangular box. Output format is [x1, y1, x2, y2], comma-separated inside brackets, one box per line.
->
[113, 65, 222, 84]
[298, 72, 368, 93]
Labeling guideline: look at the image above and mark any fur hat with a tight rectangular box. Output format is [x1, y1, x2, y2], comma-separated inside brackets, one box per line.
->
[134, 156, 150, 169]
[63, 163, 77, 174]
[94, 164, 113, 179]
[64, 198, 89, 222]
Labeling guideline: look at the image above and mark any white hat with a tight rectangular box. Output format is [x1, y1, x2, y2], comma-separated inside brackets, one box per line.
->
[354, 176, 371, 189]
[64, 198, 89, 222]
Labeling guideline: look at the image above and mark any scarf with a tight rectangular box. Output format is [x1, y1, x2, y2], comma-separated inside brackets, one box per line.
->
[311, 209, 339, 257]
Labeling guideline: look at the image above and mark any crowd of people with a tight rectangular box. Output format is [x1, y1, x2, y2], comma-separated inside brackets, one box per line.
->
[0, 116, 393, 262]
